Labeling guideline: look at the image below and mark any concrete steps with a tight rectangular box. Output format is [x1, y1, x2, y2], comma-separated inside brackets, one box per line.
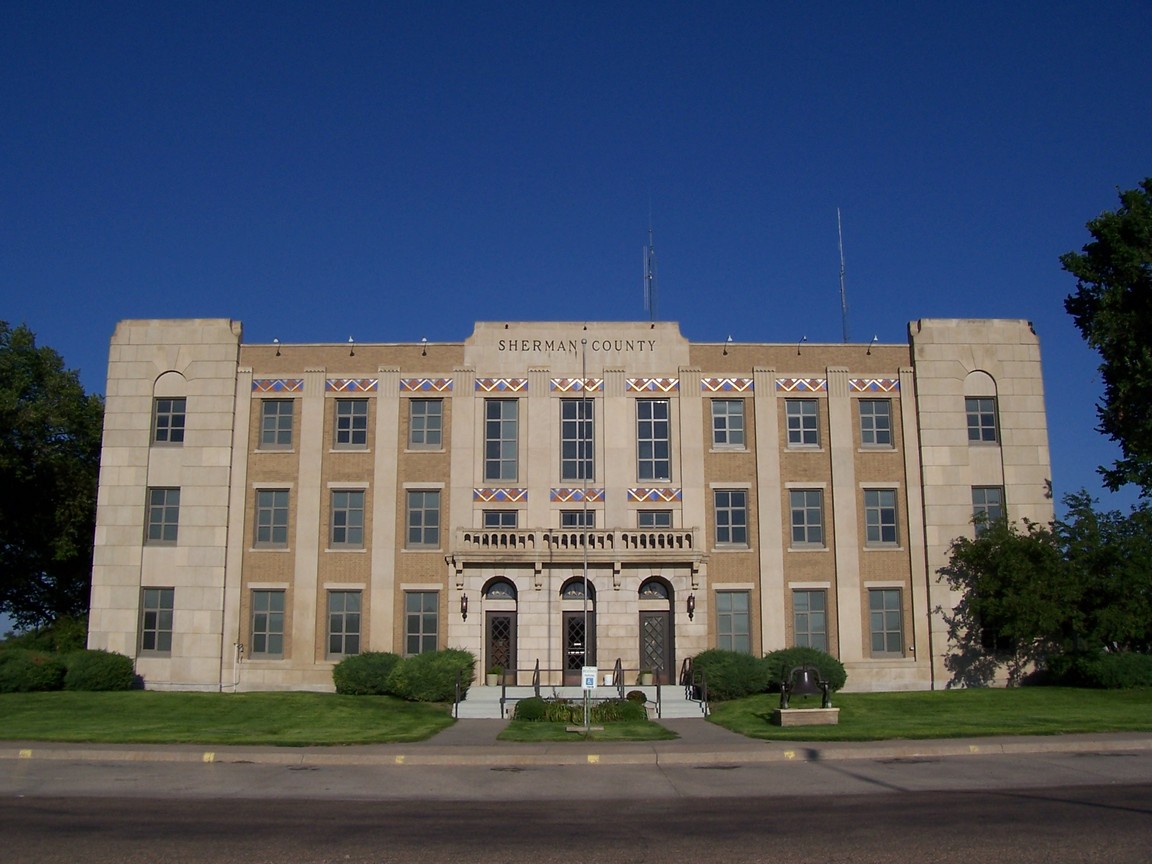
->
[454, 685, 706, 720]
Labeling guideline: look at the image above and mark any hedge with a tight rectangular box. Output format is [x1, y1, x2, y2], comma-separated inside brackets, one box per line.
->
[512, 696, 648, 723]
[688, 649, 771, 701]
[63, 649, 136, 691]
[763, 646, 848, 692]
[386, 648, 476, 702]
[1046, 651, 1152, 689]
[0, 649, 66, 692]
[332, 652, 402, 695]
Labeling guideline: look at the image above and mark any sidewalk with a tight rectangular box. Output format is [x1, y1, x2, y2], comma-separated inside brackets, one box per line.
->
[6, 718, 1152, 768]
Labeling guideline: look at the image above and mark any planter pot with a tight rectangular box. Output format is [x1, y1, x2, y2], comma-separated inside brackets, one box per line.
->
[640, 673, 654, 686]
[486, 674, 499, 686]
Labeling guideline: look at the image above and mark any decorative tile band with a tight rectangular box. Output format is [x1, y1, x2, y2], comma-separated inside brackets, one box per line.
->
[550, 378, 603, 393]
[252, 379, 303, 393]
[401, 377, 454, 392]
[475, 378, 528, 393]
[626, 378, 679, 392]
[701, 377, 754, 393]
[327, 378, 379, 392]
[775, 378, 827, 392]
[473, 488, 528, 503]
[849, 378, 900, 393]
[550, 488, 605, 503]
[628, 488, 683, 503]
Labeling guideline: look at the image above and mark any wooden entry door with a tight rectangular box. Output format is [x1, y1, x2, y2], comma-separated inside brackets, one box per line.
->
[640, 610, 674, 685]
[562, 611, 596, 685]
[486, 612, 516, 682]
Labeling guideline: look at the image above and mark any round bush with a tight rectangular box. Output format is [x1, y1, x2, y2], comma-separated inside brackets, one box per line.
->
[332, 652, 402, 695]
[762, 647, 848, 692]
[0, 649, 66, 692]
[689, 649, 771, 701]
[625, 689, 647, 703]
[513, 696, 548, 721]
[386, 648, 476, 702]
[63, 649, 136, 691]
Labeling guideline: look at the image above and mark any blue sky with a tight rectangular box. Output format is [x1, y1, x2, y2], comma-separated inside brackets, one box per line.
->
[3, 1, 1150, 543]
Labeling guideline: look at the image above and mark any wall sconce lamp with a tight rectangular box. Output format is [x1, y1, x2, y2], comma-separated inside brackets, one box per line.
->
[686, 593, 696, 621]
[796, 335, 807, 356]
[866, 334, 878, 355]
[460, 592, 469, 621]
[348, 336, 355, 357]
[273, 338, 280, 357]
[421, 336, 428, 357]
[722, 335, 733, 356]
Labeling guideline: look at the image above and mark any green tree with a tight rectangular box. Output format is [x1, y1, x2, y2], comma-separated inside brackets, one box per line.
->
[1062, 178, 1152, 495]
[0, 323, 104, 628]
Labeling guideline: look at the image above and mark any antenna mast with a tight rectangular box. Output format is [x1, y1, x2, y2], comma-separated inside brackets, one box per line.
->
[643, 225, 657, 322]
[838, 208, 849, 343]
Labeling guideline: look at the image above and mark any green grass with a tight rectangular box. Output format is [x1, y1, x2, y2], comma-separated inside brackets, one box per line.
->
[0, 691, 454, 746]
[498, 720, 679, 742]
[708, 687, 1152, 741]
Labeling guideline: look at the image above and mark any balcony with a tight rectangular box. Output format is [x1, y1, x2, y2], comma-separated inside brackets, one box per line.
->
[451, 527, 701, 565]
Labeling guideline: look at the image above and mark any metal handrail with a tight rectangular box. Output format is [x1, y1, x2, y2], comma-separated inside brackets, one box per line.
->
[532, 659, 541, 697]
[612, 658, 624, 699]
[453, 668, 462, 719]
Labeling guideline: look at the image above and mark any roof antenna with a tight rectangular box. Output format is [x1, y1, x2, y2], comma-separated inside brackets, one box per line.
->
[643, 217, 657, 323]
[838, 207, 849, 343]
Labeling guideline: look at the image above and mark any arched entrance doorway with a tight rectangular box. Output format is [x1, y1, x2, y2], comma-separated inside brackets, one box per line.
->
[639, 577, 675, 685]
[560, 578, 596, 685]
[483, 578, 517, 683]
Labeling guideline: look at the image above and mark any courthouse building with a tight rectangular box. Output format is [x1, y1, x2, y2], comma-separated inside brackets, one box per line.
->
[86, 318, 1052, 692]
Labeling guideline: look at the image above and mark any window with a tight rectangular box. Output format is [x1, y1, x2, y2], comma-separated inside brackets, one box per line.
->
[636, 399, 671, 481]
[864, 489, 898, 546]
[869, 589, 904, 657]
[139, 587, 174, 654]
[966, 397, 999, 443]
[560, 510, 596, 528]
[255, 489, 289, 547]
[484, 399, 518, 481]
[714, 490, 748, 546]
[716, 591, 751, 653]
[972, 486, 1004, 532]
[145, 487, 180, 545]
[250, 590, 285, 657]
[409, 399, 443, 449]
[560, 399, 594, 481]
[859, 399, 892, 447]
[327, 590, 361, 658]
[638, 510, 672, 529]
[152, 397, 186, 445]
[711, 399, 745, 448]
[330, 490, 365, 548]
[335, 399, 368, 448]
[793, 590, 827, 651]
[259, 399, 293, 449]
[406, 490, 441, 548]
[785, 399, 819, 447]
[405, 591, 438, 655]
[789, 489, 824, 547]
[482, 510, 518, 529]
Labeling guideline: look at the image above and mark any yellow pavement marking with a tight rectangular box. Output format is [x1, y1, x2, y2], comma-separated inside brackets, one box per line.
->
[19, 749, 33, 759]
[395, 755, 406, 764]
[202, 752, 215, 763]
[587, 754, 600, 764]
[969, 745, 980, 753]
[784, 750, 796, 760]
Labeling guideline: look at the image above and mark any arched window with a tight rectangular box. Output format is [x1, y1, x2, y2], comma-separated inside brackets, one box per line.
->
[561, 578, 595, 600]
[484, 579, 517, 600]
[639, 579, 669, 600]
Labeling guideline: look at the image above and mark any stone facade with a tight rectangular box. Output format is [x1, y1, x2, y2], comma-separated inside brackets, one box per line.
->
[87, 318, 1053, 691]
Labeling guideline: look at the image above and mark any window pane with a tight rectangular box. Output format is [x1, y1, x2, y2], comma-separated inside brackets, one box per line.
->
[407, 491, 441, 547]
[859, 399, 892, 447]
[789, 489, 824, 546]
[716, 590, 750, 654]
[153, 398, 186, 445]
[327, 590, 362, 658]
[560, 399, 594, 481]
[404, 591, 438, 655]
[484, 400, 518, 481]
[965, 397, 999, 443]
[793, 589, 827, 651]
[145, 487, 180, 544]
[409, 399, 443, 448]
[335, 399, 369, 447]
[714, 490, 748, 545]
[259, 399, 293, 448]
[636, 399, 671, 481]
[786, 399, 819, 447]
[711, 400, 745, 447]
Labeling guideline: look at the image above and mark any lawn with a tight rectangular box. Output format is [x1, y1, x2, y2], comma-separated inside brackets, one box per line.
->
[0, 691, 454, 746]
[707, 687, 1152, 741]
[498, 720, 679, 743]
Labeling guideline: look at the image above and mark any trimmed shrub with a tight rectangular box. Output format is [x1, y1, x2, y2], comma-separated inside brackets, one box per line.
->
[332, 652, 402, 695]
[0, 650, 66, 692]
[386, 648, 476, 702]
[592, 698, 647, 723]
[689, 649, 771, 701]
[1047, 651, 1152, 689]
[625, 689, 647, 703]
[763, 647, 849, 692]
[513, 696, 548, 721]
[63, 649, 136, 691]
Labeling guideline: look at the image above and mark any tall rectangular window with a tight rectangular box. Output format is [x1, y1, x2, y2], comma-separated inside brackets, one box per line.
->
[406, 490, 441, 548]
[335, 399, 369, 448]
[330, 490, 365, 548]
[972, 486, 1005, 532]
[139, 587, 174, 654]
[864, 489, 898, 546]
[484, 399, 518, 481]
[966, 397, 999, 443]
[869, 589, 904, 657]
[250, 590, 285, 657]
[714, 490, 748, 546]
[560, 399, 594, 481]
[255, 489, 289, 547]
[793, 589, 828, 652]
[859, 399, 892, 447]
[636, 399, 671, 481]
[789, 489, 824, 547]
[785, 399, 819, 447]
[482, 510, 518, 529]
[711, 399, 745, 448]
[405, 591, 438, 655]
[259, 399, 294, 449]
[716, 591, 751, 654]
[152, 397, 186, 445]
[327, 590, 361, 658]
[145, 487, 180, 545]
[638, 510, 672, 529]
[409, 399, 443, 449]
